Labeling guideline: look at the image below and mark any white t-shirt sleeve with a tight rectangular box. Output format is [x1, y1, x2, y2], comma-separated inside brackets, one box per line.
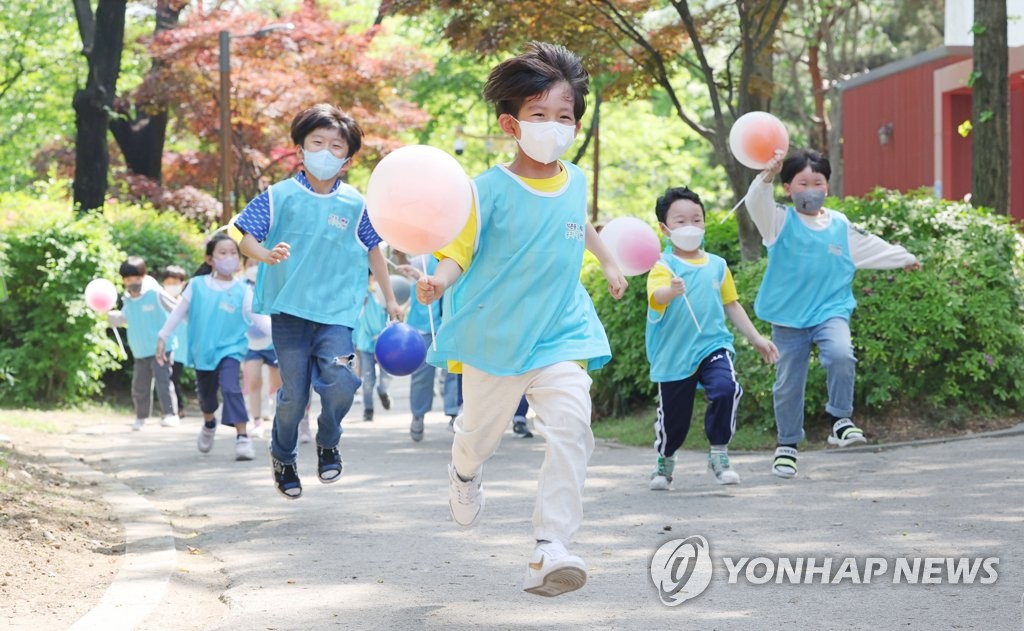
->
[744, 177, 788, 246]
[847, 225, 918, 269]
[158, 296, 189, 341]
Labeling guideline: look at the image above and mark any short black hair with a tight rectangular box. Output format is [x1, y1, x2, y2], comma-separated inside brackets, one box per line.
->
[162, 265, 187, 282]
[119, 255, 146, 278]
[655, 187, 705, 224]
[290, 104, 363, 157]
[483, 41, 589, 121]
[780, 149, 832, 184]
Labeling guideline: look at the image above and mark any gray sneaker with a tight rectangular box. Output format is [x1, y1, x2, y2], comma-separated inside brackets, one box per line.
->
[410, 416, 424, 442]
[197, 425, 216, 453]
[648, 455, 676, 491]
[707, 451, 740, 484]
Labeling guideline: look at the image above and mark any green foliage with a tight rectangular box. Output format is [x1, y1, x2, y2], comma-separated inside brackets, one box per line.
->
[0, 192, 123, 406]
[587, 190, 1024, 432]
[105, 202, 206, 277]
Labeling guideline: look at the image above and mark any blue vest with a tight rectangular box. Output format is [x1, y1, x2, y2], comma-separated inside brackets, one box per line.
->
[122, 290, 174, 358]
[188, 277, 248, 370]
[755, 207, 857, 328]
[429, 162, 611, 375]
[353, 292, 389, 353]
[254, 178, 368, 327]
[406, 256, 440, 333]
[169, 318, 191, 367]
[646, 251, 734, 382]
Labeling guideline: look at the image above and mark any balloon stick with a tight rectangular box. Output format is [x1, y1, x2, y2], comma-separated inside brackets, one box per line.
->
[668, 269, 703, 333]
[719, 195, 746, 224]
[421, 256, 437, 351]
[111, 325, 127, 359]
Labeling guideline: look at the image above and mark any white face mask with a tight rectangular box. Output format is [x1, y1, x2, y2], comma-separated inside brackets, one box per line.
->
[513, 119, 577, 164]
[244, 266, 258, 283]
[303, 148, 349, 181]
[669, 225, 705, 251]
[163, 284, 183, 298]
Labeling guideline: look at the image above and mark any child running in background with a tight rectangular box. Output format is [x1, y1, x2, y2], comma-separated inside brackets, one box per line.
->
[109, 256, 179, 431]
[156, 234, 254, 461]
[645, 187, 778, 491]
[242, 257, 280, 439]
[746, 149, 919, 479]
[417, 42, 627, 597]
[161, 264, 190, 421]
[352, 274, 391, 422]
[235, 103, 401, 499]
[397, 255, 440, 442]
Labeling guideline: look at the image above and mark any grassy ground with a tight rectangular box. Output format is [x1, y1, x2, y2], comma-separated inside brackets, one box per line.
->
[592, 405, 777, 452]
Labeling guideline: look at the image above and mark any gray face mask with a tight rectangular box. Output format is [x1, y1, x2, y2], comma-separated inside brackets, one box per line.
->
[792, 189, 826, 214]
[125, 283, 143, 295]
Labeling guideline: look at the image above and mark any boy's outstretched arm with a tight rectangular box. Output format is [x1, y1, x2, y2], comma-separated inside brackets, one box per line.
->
[724, 300, 779, 364]
[416, 257, 463, 306]
[239, 232, 290, 265]
[584, 223, 627, 299]
[368, 247, 402, 321]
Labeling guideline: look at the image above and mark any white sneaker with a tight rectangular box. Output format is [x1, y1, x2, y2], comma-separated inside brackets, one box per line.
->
[131, 418, 145, 432]
[235, 436, 255, 461]
[447, 463, 483, 527]
[197, 425, 216, 453]
[298, 417, 313, 444]
[250, 418, 266, 439]
[523, 540, 587, 597]
[160, 414, 180, 428]
[707, 451, 741, 485]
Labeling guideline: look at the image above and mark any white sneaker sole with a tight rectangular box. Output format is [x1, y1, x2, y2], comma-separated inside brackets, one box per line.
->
[648, 476, 671, 491]
[449, 494, 484, 528]
[713, 470, 741, 485]
[772, 466, 797, 479]
[827, 433, 866, 447]
[524, 566, 587, 597]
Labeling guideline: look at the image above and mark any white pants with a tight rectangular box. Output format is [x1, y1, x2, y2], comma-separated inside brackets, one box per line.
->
[454, 362, 595, 544]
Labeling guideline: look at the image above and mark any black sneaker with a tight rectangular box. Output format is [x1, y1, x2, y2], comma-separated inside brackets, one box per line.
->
[317, 446, 343, 483]
[378, 391, 391, 410]
[512, 416, 533, 438]
[271, 456, 302, 499]
[363, 408, 374, 422]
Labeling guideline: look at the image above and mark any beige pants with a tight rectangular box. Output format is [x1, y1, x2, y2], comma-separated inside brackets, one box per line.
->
[454, 362, 595, 544]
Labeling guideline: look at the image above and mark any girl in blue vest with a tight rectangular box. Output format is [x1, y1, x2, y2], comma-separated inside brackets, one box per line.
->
[156, 234, 253, 461]
[646, 187, 778, 491]
[110, 256, 178, 431]
[235, 104, 402, 499]
[417, 42, 627, 598]
[746, 149, 920, 479]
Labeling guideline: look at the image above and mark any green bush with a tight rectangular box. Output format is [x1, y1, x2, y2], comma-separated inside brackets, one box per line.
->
[0, 193, 123, 406]
[587, 189, 1024, 431]
[106, 202, 206, 277]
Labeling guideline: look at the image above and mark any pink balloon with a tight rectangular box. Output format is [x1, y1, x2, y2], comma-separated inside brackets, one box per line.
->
[84, 278, 118, 313]
[365, 145, 473, 255]
[600, 217, 662, 277]
[729, 111, 789, 169]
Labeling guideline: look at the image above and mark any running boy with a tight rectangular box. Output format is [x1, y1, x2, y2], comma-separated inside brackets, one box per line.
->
[645, 187, 778, 491]
[746, 149, 919, 479]
[417, 42, 627, 597]
[235, 104, 401, 499]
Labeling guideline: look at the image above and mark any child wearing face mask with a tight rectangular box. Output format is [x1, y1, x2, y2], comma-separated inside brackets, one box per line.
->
[110, 256, 180, 431]
[161, 265, 190, 421]
[156, 234, 255, 461]
[416, 42, 627, 597]
[234, 104, 402, 499]
[240, 257, 280, 439]
[746, 149, 920, 479]
[645, 187, 778, 491]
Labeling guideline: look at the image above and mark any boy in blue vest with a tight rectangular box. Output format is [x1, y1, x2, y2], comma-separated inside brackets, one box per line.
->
[236, 104, 401, 499]
[746, 149, 920, 479]
[110, 256, 179, 431]
[396, 255, 441, 441]
[646, 187, 778, 491]
[416, 42, 627, 597]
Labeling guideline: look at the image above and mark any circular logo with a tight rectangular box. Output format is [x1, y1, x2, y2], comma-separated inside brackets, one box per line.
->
[650, 535, 713, 606]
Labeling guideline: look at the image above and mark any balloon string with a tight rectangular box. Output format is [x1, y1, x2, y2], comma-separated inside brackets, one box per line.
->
[719, 195, 746, 224]
[421, 256, 437, 351]
[110, 325, 127, 359]
[384, 257, 400, 271]
[669, 270, 703, 333]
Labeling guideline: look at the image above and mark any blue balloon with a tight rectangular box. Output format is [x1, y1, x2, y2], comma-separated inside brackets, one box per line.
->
[375, 322, 427, 376]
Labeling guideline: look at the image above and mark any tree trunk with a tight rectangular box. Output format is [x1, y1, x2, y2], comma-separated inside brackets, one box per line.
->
[72, 0, 127, 212]
[109, 0, 183, 183]
[970, 0, 1009, 215]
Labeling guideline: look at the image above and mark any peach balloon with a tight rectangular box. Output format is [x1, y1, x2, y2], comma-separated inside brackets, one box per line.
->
[84, 278, 118, 313]
[729, 111, 790, 169]
[600, 217, 662, 277]
[365, 145, 473, 255]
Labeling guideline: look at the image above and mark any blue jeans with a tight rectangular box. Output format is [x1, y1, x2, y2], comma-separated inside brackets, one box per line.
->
[358, 350, 390, 412]
[409, 331, 436, 418]
[270, 314, 362, 464]
[771, 317, 856, 445]
[442, 369, 462, 417]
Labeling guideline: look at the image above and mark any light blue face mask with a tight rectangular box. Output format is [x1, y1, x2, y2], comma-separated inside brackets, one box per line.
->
[303, 148, 349, 181]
